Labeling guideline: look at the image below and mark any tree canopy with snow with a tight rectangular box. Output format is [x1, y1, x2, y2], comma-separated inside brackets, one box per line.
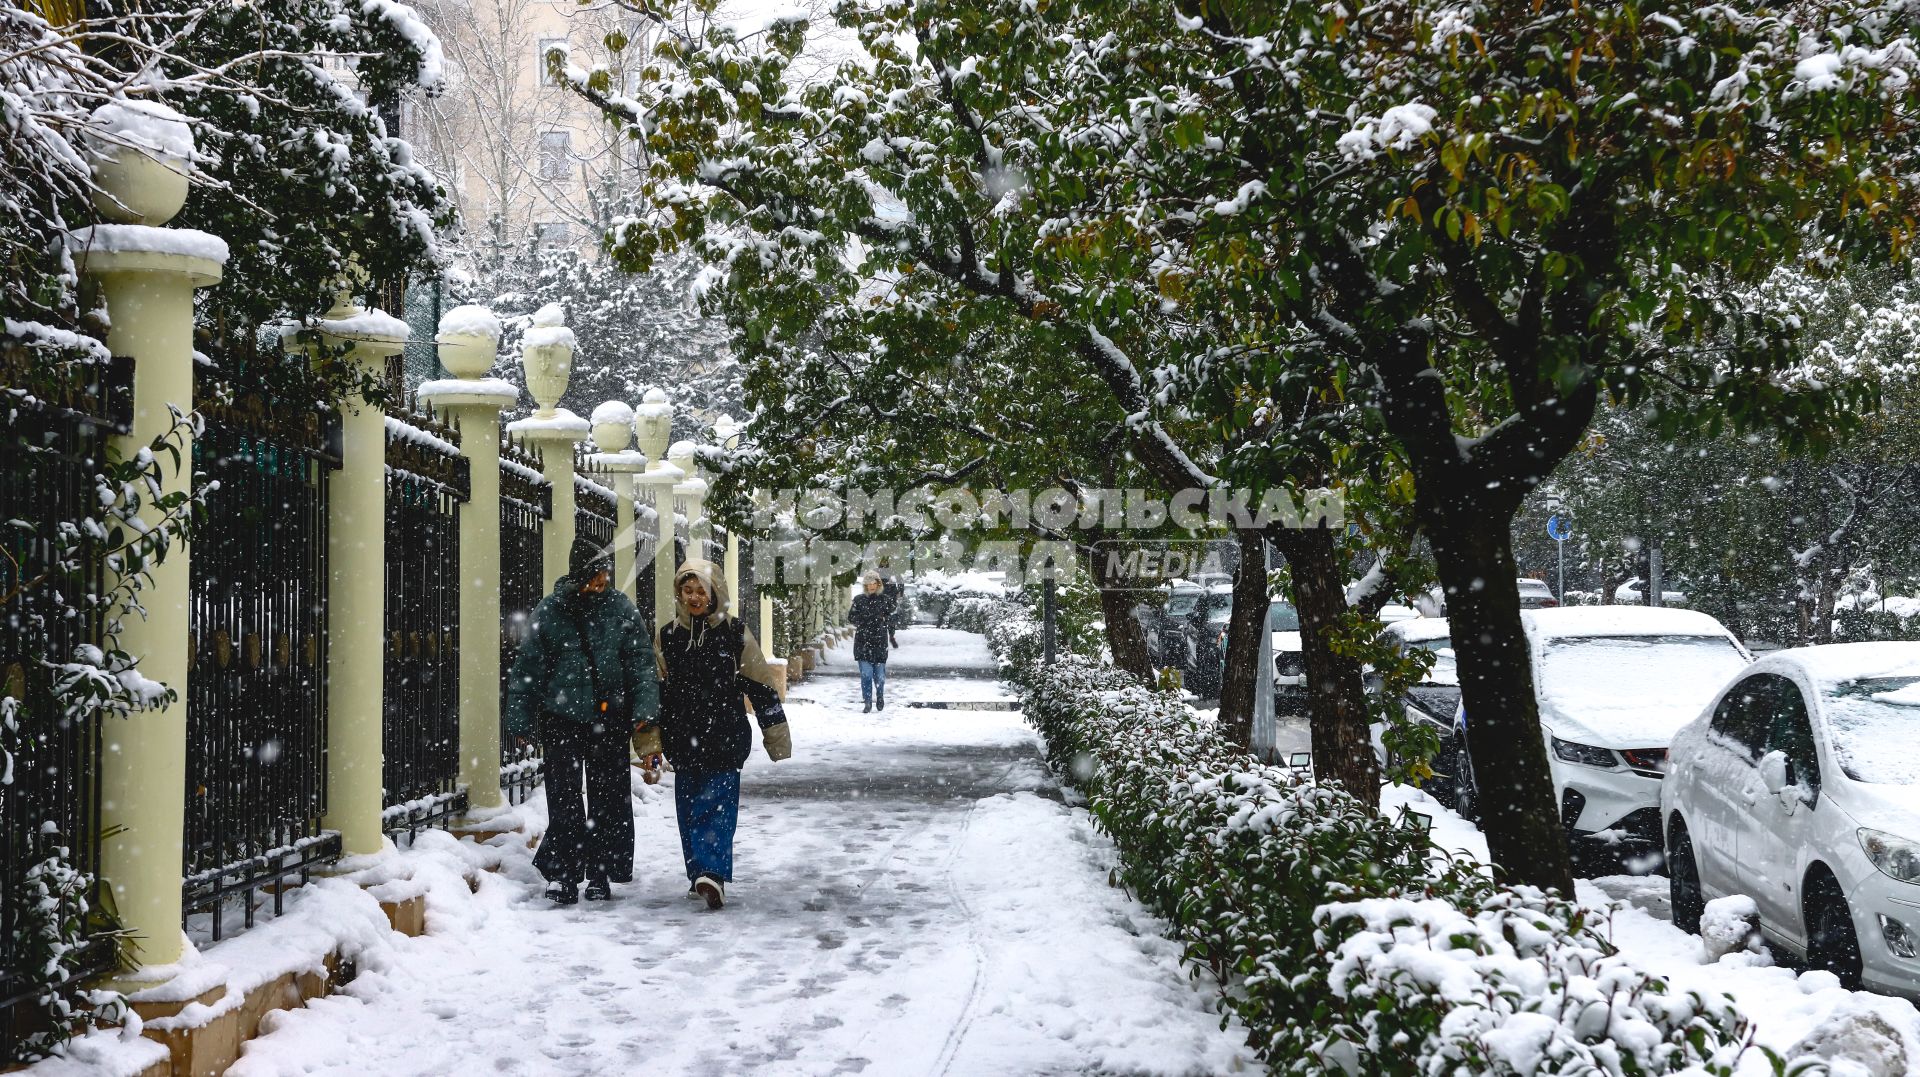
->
[561, 0, 1920, 892]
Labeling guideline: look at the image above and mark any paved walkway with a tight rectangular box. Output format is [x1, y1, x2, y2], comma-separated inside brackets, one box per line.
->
[228, 628, 1251, 1077]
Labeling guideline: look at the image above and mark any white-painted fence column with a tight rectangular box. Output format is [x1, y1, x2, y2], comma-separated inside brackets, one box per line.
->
[313, 293, 407, 857]
[420, 307, 516, 812]
[78, 100, 225, 970]
[507, 305, 586, 588]
[635, 390, 681, 629]
[589, 402, 646, 601]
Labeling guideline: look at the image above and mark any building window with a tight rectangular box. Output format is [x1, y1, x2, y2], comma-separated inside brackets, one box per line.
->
[539, 130, 571, 181]
[537, 38, 566, 85]
[534, 221, 572, 249]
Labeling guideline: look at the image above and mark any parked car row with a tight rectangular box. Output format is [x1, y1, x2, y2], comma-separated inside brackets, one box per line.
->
[1663, 643, 1920, 993]
[1416, 604, 1920, 996]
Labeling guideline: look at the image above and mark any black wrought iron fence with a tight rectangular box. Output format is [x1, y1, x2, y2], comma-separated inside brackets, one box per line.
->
[0, 350, 130, 1057]
[382, 402, 468, 841]
[185, 389, 340, 940]
[575, 466, 617, 553]
[499, 436, 549, 804]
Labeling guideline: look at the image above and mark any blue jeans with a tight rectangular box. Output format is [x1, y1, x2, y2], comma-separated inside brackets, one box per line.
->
[858, 660, 888, 701]
[674, 770, 740, 882]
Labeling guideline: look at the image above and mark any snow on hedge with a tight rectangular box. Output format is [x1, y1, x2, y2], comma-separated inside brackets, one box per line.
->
[978, 597, 1771, 1076]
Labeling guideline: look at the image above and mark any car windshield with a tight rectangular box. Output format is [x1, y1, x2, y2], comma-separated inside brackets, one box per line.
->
[1206, 603, 1232, 625]
[1166, 593, 1198, 616]
[1407, 639, 1456, 684]
[1538, 634, 1750, 742]
[1406, 684, 1460, 723]
[1267, 604, 1300, 631]
[1823, 676, 1920, 785]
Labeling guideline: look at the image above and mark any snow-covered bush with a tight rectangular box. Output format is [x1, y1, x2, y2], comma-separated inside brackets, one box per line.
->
[975, 597, 1769, 1075]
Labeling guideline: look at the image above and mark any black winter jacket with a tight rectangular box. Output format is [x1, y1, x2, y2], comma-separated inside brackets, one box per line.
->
[850, 592, 894, 664]
[655, 615, 786, 772]
[506, 579, 659, 737]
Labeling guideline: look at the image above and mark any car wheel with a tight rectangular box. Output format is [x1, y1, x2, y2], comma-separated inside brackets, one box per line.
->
[1426, 736, 1459, 811]
[1453, 737, 1480, 823]
[1804, 868, 1863, 989]
[1667, 817, 1705, 935]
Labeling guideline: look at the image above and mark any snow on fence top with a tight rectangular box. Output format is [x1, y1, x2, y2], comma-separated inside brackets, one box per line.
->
[384, 415, 458, 457]
[90, 99, 194, 162]
[575, 474, 617, 503]
[438, 304, 501, 340]
[418, 377, 518, 401]
[499, 454, 547, 487]
[590, 400, 634, 426]
[67, 223, 230, 263]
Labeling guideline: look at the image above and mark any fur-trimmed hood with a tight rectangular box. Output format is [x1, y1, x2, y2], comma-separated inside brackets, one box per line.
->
[671, 558, 732, 629]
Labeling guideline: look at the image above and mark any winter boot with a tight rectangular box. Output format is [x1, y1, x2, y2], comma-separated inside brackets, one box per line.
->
[694, 874, 726, 910]
[585, 877, 612, 902]
[546, 880, 579, 906]
[876, 686, 885, 711]
[862, 698, 872, 713]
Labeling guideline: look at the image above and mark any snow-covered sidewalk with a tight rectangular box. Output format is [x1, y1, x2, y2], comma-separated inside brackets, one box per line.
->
[224, 627, 1251, 1076]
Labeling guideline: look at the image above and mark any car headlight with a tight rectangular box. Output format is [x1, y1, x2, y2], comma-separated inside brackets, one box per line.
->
[1550, 736, 1619, 769]
[1859, 828, 1920, 884]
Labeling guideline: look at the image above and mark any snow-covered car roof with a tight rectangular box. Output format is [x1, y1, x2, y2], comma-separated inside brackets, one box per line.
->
[1385, 617, 1450, 644]
[1516, 577, 1554, 594]
[1522, 605, 1734, 642]
[1751, 641, 1920, 687]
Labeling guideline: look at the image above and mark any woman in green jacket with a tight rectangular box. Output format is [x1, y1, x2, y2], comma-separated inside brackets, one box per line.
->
[507, 538, 659, 904]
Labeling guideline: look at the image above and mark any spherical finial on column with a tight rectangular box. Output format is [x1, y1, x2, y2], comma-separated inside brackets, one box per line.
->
[522, 303, 575, 418]
[87, 99, 194, 226]
[437, 304, 502, 379]
[591, 400, 635, 453]
[667, 439, 697, 475]
[636, 388, 674, 469]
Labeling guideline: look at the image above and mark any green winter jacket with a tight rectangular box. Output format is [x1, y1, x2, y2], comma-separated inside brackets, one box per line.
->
[505, 577, 660, 736]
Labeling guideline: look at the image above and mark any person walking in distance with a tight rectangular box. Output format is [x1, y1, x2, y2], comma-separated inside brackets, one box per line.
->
[878, 568, 903, 649]
[647, 559, 790, 909]
[850, 572, 895, 712]
[506, 538, 659, 905]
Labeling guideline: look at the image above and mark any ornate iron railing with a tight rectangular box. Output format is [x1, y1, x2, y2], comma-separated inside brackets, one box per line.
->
[0, 351, 130, 1057]
[499, 435, 548, 803]
[575, 465, 617, 553]
[382, 406, 467, 841]
[184, 388, 340, 939]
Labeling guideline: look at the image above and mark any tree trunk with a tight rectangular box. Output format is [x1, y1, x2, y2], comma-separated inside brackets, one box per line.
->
[1097, 583, 1153, 681]
[1270, 526, 1380, 809]
[1216, 528, 1270, 752]
[1424, 506, 1576, 894]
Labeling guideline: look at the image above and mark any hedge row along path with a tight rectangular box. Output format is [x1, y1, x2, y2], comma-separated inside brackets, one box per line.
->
[223, 627, 1254, 1076]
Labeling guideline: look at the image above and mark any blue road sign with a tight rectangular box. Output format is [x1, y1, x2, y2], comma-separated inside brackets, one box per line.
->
[1547, 514, 1572, 542]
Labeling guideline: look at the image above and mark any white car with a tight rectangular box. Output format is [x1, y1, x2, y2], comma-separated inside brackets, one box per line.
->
[1517, 577, 1559, 609]
[1372, 619, 1462, 803]
[1268, 598, 1305, 695]
[1662, 642, 1920, 993]
[1456, 607, 1751, 856]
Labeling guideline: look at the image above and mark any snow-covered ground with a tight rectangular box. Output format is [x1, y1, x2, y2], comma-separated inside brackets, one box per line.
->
[1385, 783, 1920, 1074]
[215, 628, 1251, 1076]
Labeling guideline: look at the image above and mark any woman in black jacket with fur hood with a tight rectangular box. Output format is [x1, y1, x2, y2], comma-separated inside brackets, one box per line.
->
[641, 559, 790, 909]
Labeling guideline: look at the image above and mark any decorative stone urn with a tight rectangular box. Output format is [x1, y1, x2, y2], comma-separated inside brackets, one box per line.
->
[636, 388, 674, 470]
[522, 303, 575, 417]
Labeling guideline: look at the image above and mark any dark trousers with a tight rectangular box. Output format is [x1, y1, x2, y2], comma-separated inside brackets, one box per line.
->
[674, 769, 741, 882]
[533, 719, 634, 884]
